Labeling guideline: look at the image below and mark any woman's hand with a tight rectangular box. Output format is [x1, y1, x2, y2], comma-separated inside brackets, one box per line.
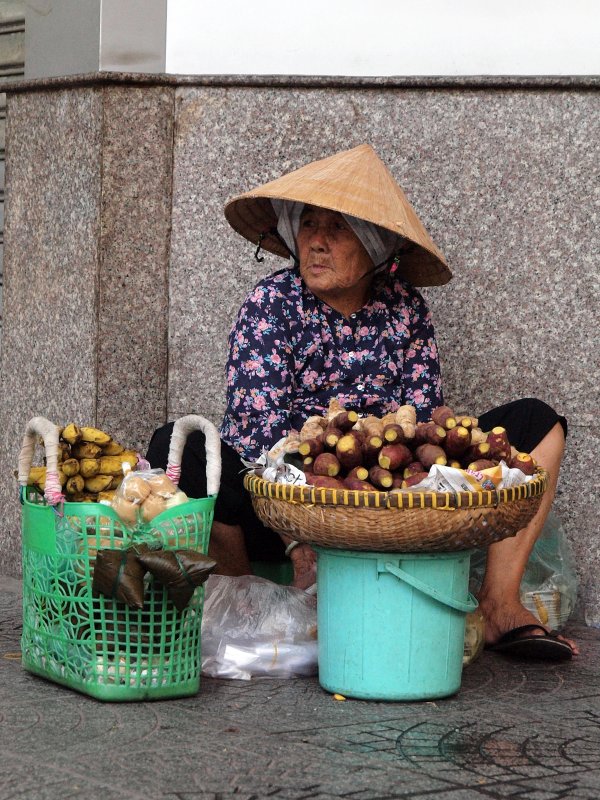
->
[289, 543, 317, 591]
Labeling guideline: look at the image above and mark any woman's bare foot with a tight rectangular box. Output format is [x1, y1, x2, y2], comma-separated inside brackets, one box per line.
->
[477, 593, 579, 654]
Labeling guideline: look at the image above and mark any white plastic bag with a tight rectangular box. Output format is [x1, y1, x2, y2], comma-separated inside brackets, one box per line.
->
[200, 575, 318, 680]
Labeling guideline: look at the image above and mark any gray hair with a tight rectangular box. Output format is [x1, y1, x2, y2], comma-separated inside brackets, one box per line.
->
[272, 200, 400, 269]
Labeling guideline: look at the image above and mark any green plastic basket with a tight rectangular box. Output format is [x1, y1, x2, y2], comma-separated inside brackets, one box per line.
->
[19, 415, 220, 702]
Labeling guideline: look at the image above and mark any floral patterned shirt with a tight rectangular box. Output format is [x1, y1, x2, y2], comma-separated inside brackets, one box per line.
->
[220, 267, 443, 461]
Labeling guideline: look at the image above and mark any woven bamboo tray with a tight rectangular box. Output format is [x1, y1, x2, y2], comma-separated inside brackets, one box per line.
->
[244, 470, 547, 552]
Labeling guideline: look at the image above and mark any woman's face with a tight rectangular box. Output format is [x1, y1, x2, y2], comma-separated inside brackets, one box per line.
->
[296, 206, 374, 314]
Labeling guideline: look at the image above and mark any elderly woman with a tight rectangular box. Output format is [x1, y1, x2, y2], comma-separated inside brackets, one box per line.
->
[148, 144, 576, 660]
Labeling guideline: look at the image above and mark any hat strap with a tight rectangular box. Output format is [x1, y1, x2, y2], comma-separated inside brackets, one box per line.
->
[254, 232, 267, 263]
[255, 227, 299, 265]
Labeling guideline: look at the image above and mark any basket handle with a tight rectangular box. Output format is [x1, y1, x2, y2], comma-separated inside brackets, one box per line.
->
[382, 561, 478, 613]
[165, 414, 222, 496]
[18, 416, 64, 505]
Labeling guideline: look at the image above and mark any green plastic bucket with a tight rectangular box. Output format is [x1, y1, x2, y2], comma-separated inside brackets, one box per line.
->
[251, 560, 293, 585]
[316, 547, 477, 701]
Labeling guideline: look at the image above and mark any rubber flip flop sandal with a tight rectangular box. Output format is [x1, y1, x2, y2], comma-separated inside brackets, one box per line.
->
[488, 624, 573, 661]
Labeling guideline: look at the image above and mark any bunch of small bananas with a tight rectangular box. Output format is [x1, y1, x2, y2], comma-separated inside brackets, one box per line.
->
[27, 423, 138, 503]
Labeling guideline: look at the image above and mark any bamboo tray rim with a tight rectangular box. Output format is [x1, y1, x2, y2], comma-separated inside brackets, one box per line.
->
[244, 469, 547, 511]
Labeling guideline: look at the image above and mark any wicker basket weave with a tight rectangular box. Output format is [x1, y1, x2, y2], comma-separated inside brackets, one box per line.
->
[244, 470, 547, 552]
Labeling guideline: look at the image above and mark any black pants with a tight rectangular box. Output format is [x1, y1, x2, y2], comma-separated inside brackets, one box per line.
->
[146, 398, 567, 562]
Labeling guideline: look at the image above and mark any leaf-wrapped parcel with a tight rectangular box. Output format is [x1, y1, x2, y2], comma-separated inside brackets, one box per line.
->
[92, 548, 147, 609]
[139, 550, 217, 611]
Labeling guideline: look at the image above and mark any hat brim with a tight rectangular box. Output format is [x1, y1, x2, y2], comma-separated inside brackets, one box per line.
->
[225, 193, 451, 287]
[224, 144, 452, 287]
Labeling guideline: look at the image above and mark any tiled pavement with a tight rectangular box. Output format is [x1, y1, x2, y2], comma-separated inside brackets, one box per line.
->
[1, 576, 599, 800]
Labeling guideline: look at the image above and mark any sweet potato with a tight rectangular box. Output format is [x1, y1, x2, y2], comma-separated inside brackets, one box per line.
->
[299, 418, 326, 441]
[309, 475, 345, 489]
[396, 404, 417, 425]
[391, 472, 405, 489]
[464, 415, 479, 428]
[461, 417, 479, 432]
[323, 427, 344, 450]
[336, 434, 363, 471]
[413, 422, 428, 445]
[415, 444, 447, 469]
[298, 436, 324, 459]
[359, 415, 384, 438]
[487, 427, 512, 461]
[313, 453, 342, 477]
[362, 435, 383, 467]
[398, 421, 416, 441]
[325, 398, 345, 421]
[330, 410, 359, 432]
[368, 466, 394, 489]
[415, 422, 446, 447]
[466, 459, 497, 472]
[444, 426, 471, 457]
[346, 465, 369, 481]
[378, 443, 412, 471]
[470, 427, 487, 445]
[383, 423, 405, 444]
[343, 477, 377, 492]
[348, 429, 365, 445]
[510, 452, 536, 475]
[403, 461, 425, 478]
[463, 442, 491, 464]
[431, 405, 457, 430]
[401, 471, 429, 488]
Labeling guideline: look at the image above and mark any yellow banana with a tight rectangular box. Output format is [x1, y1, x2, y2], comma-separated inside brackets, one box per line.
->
[28, 466, 46, 487]
[81, 493, 98, 503]
[61, 423, 82, 445]
[84, 474, 113, 493]
[102, 440, 125, 456]
[61, 458, 80, 477]
[108, 476, 123, 490]
[80, 426, 112, 445]
[120, 451, 139, 469]
[97, 490, 116, 503]
[58, 442, 71, 462]
[72, 442, 102, 459]
[79, 458, 100, 478]
[66, 475, 85, 495]
[98, 456, 128, 476]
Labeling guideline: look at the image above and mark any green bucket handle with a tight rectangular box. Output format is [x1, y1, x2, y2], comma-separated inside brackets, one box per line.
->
[381, 561, 478, 613]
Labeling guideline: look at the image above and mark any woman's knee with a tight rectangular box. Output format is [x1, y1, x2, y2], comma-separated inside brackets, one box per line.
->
[146, 422, 175, 469]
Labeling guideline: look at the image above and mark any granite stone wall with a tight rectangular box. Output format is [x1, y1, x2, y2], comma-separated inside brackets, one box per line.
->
[0, 82, 173, 575]
[0, 76, 597, 615]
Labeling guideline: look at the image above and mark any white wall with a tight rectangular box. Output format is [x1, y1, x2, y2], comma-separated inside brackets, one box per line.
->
[166, 0, 600, 77]
[25, 0, 167, 79]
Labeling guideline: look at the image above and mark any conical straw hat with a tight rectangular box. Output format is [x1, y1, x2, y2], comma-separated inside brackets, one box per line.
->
[224, 144, 451, 287]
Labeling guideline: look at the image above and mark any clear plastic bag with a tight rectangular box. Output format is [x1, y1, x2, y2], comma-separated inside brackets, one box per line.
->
[111, 468, 189, 528]
[200, 575, 318, 680]
[469, 511, 578, 630]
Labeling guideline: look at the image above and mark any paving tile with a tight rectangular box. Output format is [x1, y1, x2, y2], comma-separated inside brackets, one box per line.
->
[2, 580, 600, 800]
